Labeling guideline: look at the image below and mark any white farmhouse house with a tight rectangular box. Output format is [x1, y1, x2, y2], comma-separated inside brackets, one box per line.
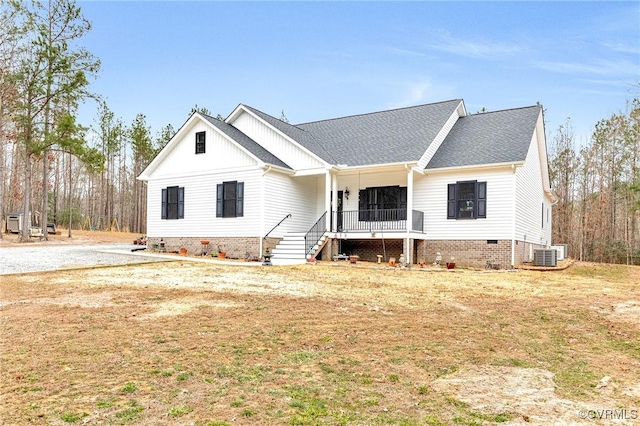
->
[138, 99, 555, 268]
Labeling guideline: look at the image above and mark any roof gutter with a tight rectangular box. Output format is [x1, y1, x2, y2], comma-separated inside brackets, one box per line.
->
[424, 160, 525, 174]
[335, 161, 420, 173]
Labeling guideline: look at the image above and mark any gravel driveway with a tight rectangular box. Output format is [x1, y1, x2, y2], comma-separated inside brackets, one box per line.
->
[0, 244, 169, 275]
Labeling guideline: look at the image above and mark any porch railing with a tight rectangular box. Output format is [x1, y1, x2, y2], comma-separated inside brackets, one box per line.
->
[337, 209, 424, 232]
[264, 213, 292, 240]
[304, 212, 327, 256]
[412, 210, 424, 233]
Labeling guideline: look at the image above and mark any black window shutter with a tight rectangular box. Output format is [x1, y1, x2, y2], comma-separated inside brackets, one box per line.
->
[358, 189, 367, 221]
[399, 187, 407, 220]
[236, 182, 244, 217]
[477, 182, 487, 218]
[447, 184, 456, 219]
[399, 187, 407, 208]
[216, 184, 223, 217]
[178, 187, 185, 219]
[161, 188, 167, 219]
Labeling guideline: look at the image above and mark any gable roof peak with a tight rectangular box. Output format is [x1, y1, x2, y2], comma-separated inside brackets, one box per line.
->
[470, 104, 541, 117]
[295, 99, 464, 126]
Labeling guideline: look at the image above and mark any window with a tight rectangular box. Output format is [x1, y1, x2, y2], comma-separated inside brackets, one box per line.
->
[447, 181, 486, 219]
[195, 131, 206, 154]
[358, 185, 407, 221]
[216, 181, 244, 218]
[161, 186, 184, 219]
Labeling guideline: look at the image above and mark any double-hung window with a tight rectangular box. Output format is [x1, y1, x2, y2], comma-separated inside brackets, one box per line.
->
[447, 181, 486, 219]
[216, 181, 244, 218]
[195, 131, 206, 154]
[161, 186, 184, 219]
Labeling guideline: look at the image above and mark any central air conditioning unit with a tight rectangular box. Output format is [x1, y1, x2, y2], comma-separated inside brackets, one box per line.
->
[534, 249, 557, 267]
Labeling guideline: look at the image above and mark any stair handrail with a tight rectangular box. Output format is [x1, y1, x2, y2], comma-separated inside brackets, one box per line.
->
[304, 211, 327, 256]
[264, 213, 292, 240]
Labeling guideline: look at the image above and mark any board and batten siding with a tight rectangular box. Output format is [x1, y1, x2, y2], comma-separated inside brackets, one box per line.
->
[515, 130, 552, 246]
[263, 173, 321, 237]
[151, 120, 255, 178]
[415, 168, 515, 240]
[146, 168, 263, 238]
[231, 111, 325, 171]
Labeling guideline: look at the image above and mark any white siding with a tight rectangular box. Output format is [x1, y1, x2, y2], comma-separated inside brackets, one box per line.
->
[263, 173, 321, 237]
[151, 121, 256, 178]
[415, 168, 515, 240]
[515, 129, 552, 246]
[147, 168, 263, 238]
[231, 111, 325, 171]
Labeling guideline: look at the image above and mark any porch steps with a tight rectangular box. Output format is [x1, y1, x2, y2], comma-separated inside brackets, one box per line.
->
[307, 234, 329, 260]
[271, 233, 307, 265]
[270, 232, 328, 266]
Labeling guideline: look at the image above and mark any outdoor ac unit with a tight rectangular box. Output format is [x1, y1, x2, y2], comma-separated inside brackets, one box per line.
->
[534, 249, 557, 267]
[551, 245, 566, 261]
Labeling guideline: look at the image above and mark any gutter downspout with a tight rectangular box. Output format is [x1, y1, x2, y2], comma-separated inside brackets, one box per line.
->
[405, 163, 413, 265]
[511, 163, 517, 268]
[550, 196, 559, 246]
[260, 166, 272, 257]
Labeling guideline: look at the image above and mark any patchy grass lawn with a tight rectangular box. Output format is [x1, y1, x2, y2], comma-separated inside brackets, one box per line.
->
[1, 261, 639, 425]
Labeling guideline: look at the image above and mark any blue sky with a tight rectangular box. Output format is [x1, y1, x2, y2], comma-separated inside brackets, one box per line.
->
[77, 1, 639, 145]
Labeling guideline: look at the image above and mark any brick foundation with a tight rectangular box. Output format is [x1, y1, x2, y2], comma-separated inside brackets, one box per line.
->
[147, 235, 545, 268]
[147, 236, 278, 260]
[421, 240, 512, 269]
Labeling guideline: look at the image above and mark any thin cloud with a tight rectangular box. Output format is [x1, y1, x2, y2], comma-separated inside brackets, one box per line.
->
[601, 42, 640, 55]
[534, 58, 639, 77]
[388, 79, 456, 109]
[425, 33, 525, 59]
[383, 46, 428, 58]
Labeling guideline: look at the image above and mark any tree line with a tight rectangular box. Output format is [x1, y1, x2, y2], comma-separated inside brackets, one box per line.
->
[0, 0, 176, 239]
[548, 97, 640, 264]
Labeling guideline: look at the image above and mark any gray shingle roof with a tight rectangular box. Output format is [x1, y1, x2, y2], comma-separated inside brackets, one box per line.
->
[296, 100, 463, 166]
[201, 114, 291, 169]
[241, 105, 339, 164]
[426, 105, 541, 169]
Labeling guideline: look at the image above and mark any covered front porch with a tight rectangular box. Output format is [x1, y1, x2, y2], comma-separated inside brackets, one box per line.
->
[301, 207, 426, 264]
[332, 208, 424, 233]
[271, 165, 427, 264]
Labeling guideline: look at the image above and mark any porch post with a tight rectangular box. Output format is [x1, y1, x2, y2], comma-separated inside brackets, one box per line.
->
[331, 174, 338, 233]
[325, 170, 331, 232]
[406, 167, 414, 265]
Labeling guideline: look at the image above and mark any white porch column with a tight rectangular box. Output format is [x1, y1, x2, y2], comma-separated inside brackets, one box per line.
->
[406, 167, 414, 264]
[325, 170, 331, 232]
[331, 174, 338, 233]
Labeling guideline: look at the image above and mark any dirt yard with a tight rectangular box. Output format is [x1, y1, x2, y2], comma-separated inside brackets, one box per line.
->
[1, 232, 639, 425]
[0, 228, 143, 247]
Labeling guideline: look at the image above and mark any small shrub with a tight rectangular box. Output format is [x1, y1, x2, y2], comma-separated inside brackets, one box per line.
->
[417, 385, 429, 395]
[241, 408, 256, 417]
[60, 412, 88, 423]
[121, 382, 137, 393]
[168, 405, 193, 418]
